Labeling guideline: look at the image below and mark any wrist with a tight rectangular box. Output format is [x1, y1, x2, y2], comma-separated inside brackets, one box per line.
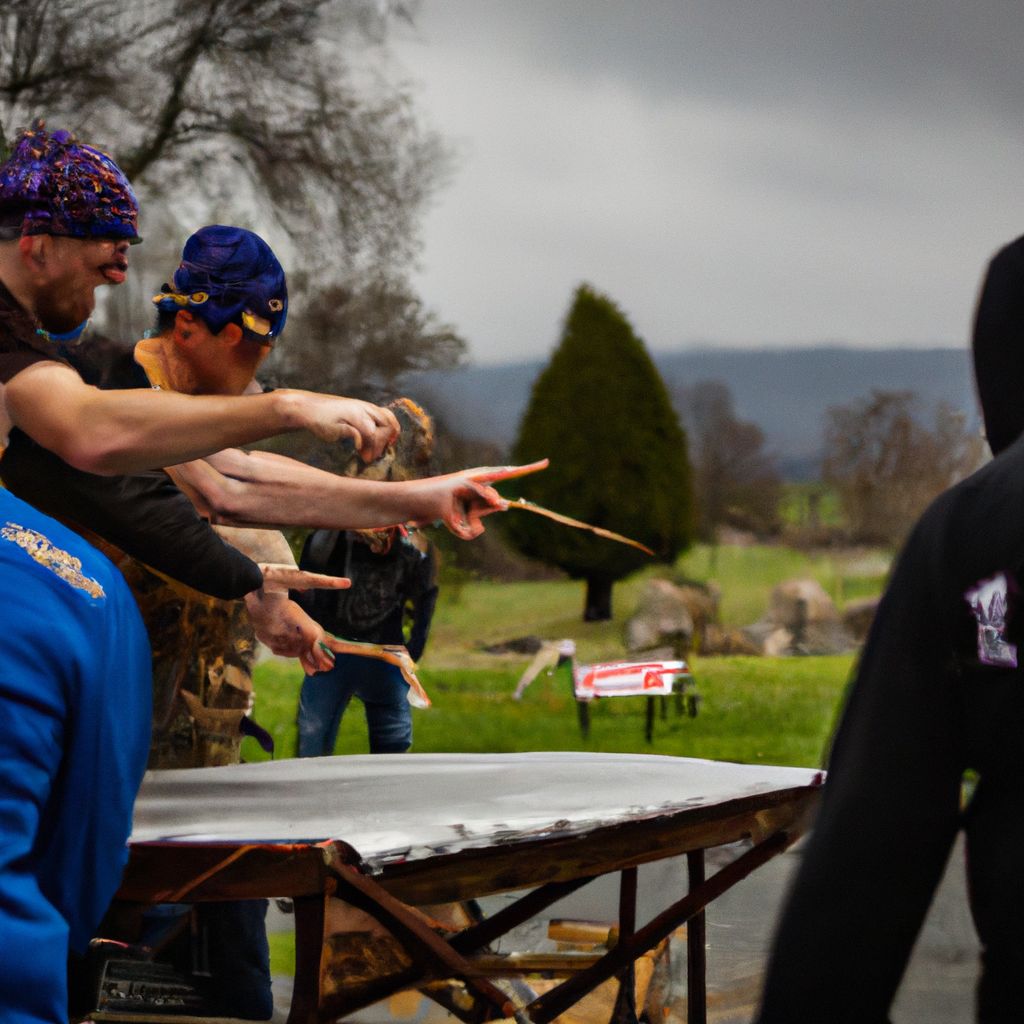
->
[271, 389, 304, 432]
[402, 479, 440, 524]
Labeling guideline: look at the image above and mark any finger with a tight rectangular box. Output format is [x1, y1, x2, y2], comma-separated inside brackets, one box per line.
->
[445, 505, 486, 540]
[460, 481, 508, 513]
[355, 420, 389, 462]
[374, 405, 401, 441]
[260, 566, 351, 591]
[305, 627, 334, 671]
[459, 518, 485, 540]
[307, 643, 334, 673]
[469, 459, 550, 484]
[360, 428, 392, 463]
[339, 422, 364, 451]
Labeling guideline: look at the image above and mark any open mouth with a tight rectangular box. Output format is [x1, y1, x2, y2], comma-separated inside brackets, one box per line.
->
[100, 256, 129, 285]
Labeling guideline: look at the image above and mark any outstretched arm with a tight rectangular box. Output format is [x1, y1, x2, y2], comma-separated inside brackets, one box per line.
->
[167, 448, 521, 540]
[2, 360, 398, 474]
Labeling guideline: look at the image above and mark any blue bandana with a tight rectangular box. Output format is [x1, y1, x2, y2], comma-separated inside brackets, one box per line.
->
[152, 225, 287, 341]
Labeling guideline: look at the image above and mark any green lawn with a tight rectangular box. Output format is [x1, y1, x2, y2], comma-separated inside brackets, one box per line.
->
[248, 652, 853, 769]
[426, 542, 889, 667]
[676, 543, 889, 625]
[246, 542, 879, 765]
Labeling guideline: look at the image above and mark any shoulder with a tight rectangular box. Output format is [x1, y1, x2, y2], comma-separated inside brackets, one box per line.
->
[0, 488, 126, 610]
[894, 441, 1024, 606]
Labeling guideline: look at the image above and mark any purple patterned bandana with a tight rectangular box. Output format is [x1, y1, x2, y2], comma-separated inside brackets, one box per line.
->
[0, 124, 140, 243]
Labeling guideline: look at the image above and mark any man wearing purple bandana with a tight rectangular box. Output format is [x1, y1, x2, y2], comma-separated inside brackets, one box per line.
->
[0, 128, 506, 1023]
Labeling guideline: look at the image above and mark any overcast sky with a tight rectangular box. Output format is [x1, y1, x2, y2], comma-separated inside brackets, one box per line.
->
[387, 1, 1024, 365]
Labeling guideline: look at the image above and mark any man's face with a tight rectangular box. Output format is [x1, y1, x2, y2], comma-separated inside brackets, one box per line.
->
[217, 334, 272, 394]
[177, 313, 273, 395]
[33, 235, 130, 332]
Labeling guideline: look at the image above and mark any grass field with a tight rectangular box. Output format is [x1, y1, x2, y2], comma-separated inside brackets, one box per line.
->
[246, 541, 881, 765]
[248, 652, 853, 769]
[427, 541, 889, 666]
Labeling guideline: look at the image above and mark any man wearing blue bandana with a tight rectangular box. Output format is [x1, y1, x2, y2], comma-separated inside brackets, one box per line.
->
[0, 487, 150, 1024]
[86, 225, 300, 1020]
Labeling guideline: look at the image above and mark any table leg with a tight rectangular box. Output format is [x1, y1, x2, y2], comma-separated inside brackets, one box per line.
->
[610, 867, 640, 1024]
[288, 893, 326, 1024]
[686, 850, 707, 1024]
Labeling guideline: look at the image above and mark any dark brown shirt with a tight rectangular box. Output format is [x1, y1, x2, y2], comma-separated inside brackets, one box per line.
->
[0, 323, 263, 600]
[0, 280, 65, 383]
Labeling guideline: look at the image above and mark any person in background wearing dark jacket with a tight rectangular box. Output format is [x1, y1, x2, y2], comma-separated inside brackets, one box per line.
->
[755, 235, 1024, 1024]
[296, 403, 438, 755]
[296, 528, 437, 754]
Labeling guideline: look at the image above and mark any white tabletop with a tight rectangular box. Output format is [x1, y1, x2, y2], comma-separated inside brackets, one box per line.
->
[130, 752, 820, 871]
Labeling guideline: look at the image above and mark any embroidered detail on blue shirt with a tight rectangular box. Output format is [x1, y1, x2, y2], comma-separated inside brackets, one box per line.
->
[965, 571, 1017, 668]
[1, 521, 106, 600]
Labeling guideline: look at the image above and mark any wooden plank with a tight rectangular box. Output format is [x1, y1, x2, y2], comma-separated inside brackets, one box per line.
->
[115, 841, 344, 902]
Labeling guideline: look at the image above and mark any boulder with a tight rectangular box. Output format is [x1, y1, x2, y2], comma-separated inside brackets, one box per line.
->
[625, 579, 699, 655]
[742, 577, 858, 656]
[769, 578, 840, 631]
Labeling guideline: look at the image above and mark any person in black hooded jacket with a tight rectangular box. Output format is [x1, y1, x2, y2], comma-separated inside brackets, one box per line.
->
[756, 236, 1024, 1024]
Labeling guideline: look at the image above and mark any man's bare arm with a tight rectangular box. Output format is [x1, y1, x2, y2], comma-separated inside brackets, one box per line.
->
[169, 447, 508, 539]
[2, 360, 398, 474]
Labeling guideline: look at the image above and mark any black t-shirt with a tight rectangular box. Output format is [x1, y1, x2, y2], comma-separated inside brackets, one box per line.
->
[0, 331, 263, 600]
[297, 530, 438, 660]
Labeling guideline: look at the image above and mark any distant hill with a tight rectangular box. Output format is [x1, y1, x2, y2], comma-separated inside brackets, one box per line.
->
[405, 346, 978, 480]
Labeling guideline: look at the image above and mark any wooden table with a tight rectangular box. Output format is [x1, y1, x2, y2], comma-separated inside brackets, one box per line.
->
[103, 752, 822, 1024]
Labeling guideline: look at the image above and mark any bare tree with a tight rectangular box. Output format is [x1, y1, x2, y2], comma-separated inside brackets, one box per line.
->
[823, 389, 985, 546]
[0, 0, 441, 270]
[676, 379, 781, 541]
[269, 274, 465, 397]
[0, 0, 461, 381]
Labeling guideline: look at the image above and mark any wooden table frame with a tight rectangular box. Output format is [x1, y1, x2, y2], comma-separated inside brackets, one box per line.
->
[111, 781, 819, 1024]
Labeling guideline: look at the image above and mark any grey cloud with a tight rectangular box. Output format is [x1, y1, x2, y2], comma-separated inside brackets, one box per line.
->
[408, 2, 1024, 118]
[391, 2, 1024, 361]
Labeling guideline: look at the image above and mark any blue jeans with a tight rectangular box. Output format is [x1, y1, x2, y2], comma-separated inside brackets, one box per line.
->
[297, 653, 412, 755]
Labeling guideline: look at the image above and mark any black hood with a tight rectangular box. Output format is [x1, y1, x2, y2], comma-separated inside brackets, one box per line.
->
[973, 235, 1024, 455]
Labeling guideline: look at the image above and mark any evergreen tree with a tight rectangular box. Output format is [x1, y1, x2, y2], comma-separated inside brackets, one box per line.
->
[507, 284, 694, 620]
